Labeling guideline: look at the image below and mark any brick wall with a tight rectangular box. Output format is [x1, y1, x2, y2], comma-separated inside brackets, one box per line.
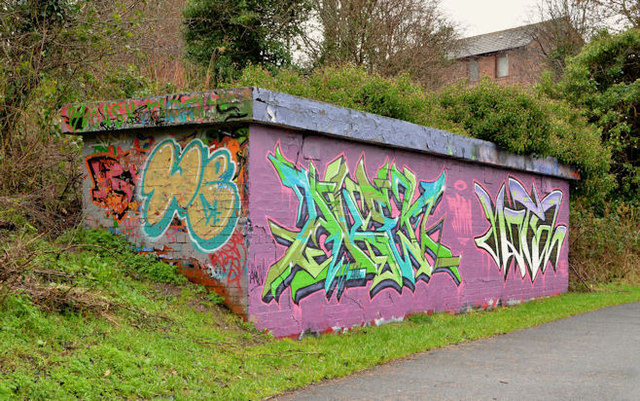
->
[441, 41, 547, 87]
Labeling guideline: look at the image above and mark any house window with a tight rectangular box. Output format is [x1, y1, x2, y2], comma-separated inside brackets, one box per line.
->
[496, 55, 509, 78]
[468, 60, 479, 81]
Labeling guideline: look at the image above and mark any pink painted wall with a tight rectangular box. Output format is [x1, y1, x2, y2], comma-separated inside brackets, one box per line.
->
[247, 125, 569, 338]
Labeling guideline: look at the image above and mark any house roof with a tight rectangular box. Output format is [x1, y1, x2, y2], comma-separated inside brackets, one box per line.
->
[451, 22, 546, 59]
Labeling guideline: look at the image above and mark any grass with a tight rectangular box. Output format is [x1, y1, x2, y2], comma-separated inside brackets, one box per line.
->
[1, 230, 639, 400]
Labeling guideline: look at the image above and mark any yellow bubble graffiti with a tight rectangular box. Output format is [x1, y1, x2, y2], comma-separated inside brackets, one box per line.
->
[140, 138, 240, 253]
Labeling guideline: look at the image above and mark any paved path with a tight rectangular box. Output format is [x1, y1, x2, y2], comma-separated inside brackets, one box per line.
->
[272, 302, 640, 401]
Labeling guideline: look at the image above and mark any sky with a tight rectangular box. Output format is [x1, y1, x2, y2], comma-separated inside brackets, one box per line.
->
[440, 0, 542, 37]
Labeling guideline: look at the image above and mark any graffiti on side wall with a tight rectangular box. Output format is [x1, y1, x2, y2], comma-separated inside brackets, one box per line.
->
[61, 89, 251, 133]
[208, 230, 247, 289]
[474, 177, 567, 281]
[262, 145, 461, 304]
[85, 146, 139, 222]
[139, 138, 240, 253]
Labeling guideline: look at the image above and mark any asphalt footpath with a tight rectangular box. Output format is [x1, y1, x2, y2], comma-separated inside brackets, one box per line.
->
[271, 301, 640, 401]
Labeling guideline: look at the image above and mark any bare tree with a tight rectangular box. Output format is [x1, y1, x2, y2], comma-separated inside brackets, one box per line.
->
[301, 0, 459, 88]
[591, 0, 640, 28]
[529, 0, 606, 77]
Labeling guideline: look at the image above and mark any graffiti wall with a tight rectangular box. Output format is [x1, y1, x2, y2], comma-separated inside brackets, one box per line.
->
[82, 126, 249, 313]
[72, 88, 574, 338]
[247, 125, 569, 337]
[62, 88, 252, 133]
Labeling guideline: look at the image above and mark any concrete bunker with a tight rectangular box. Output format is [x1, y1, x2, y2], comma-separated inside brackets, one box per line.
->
[61, 87, 577, 337]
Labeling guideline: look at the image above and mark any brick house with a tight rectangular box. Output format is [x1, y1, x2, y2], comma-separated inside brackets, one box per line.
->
[441, 21, 576, 87]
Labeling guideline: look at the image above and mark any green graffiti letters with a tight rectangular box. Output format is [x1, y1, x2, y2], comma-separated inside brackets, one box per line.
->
[60, 89, 252, 133]
[262, 145, 461, 304]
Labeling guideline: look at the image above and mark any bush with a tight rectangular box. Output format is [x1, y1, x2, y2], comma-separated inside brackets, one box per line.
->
[549, 29, 640, 203]
[0, 0, 162, 236]
[437, 81, 612, 203]
[228, 64, 462, 132]
[438, 81, 552, 156]
[570, 200, 640, 286]
[0, 130, 83, 235]
[543, 98, 614, 206]
[230, 66, 611, 204]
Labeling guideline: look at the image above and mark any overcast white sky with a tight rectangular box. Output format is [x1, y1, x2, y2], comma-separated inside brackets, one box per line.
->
[441, 0, 541, 37]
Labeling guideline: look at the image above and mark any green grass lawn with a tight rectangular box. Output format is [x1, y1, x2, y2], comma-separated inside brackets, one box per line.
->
[1, 230, 639, 400]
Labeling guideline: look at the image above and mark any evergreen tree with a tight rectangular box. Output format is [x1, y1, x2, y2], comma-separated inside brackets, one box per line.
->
[183, 0, 310, 85]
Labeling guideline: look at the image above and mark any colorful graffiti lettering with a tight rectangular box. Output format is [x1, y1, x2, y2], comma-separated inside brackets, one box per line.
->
[262, 145, 461, 304]
[139, 138, 240, 253]
[134, 134, 156, 153]
[208, 230, 247, 288]
[60, 89, 252, 133]
[92, 135, 116, 153]
[85, 146, 138, 221]
[474, 177, 567, 281]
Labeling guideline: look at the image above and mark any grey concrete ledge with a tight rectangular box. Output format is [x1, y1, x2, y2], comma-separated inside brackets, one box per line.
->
[60, 87, 579, 180]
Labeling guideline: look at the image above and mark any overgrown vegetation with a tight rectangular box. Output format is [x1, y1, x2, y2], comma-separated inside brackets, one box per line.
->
[544, 29, 640, 202]
[1, 228, 639, 399]
[182, 0, 311, 86]
[1, 0, 640, 397]
[0, 0, 161, 235]
[227, 65, 452, 128]
[230, 65, 612, 202]
[569, 200, 640, 287]
[0, 228, 186, 319]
